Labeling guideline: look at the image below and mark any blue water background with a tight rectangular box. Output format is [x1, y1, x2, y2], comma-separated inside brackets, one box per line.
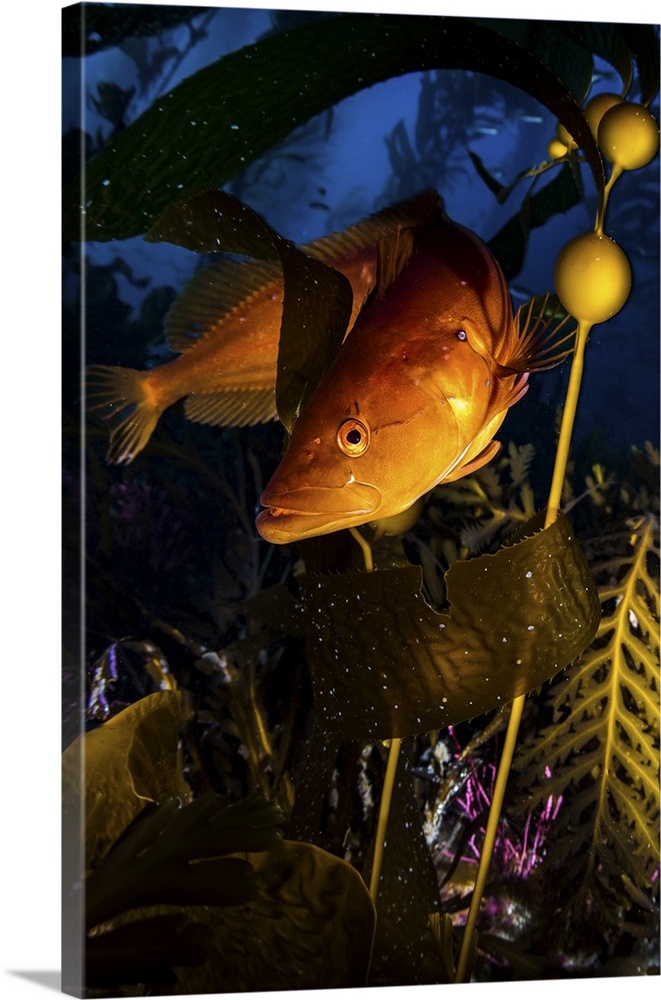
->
[63, 6, 661, 456]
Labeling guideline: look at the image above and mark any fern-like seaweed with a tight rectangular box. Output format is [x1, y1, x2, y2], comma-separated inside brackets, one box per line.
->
[426, 442, 537, 558]
[516, 513, 660, 943]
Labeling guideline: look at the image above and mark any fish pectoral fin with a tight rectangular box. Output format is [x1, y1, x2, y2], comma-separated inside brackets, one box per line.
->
[184, 388, 277, 428]
[441, 439, 502, 484]
[503, 293, 577, 374]
[490, 370, 530, 414]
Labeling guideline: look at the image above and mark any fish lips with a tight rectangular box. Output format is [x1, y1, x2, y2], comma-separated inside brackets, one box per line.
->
[256, 480, 383, 544]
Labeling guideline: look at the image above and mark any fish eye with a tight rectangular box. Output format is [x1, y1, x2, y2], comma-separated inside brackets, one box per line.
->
[336, 417, 370, 456]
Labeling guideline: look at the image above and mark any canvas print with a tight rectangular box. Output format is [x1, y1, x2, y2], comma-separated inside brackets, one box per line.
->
[62, 3, 660, 996]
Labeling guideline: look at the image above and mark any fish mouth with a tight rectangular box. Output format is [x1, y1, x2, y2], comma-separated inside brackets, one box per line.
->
[256, 482, 382, 544]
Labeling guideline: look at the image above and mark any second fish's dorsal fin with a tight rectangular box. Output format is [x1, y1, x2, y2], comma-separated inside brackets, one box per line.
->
[165, 190, 442, 354]
[166, 258, 282, 354]
[303, 188, 441, 264]
[373, 224, 418, 298]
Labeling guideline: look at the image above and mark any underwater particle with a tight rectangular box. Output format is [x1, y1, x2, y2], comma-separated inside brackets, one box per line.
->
[598, 101, 660, 171]
[554, 231, 631, 323]
[583, 91, 622, 140]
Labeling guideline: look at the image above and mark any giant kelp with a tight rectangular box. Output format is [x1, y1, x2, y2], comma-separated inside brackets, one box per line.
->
[396, 442, 660, 979]
[515, 511, 660, 947]
[64, 7, 660, 996]
[63, 691, 375, 993]
[299, 512, 599, 739]
[61, 15, 601, 237]
[69, 436, 659, 991]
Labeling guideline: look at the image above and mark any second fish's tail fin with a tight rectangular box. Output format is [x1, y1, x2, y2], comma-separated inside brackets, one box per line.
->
[87, 366, 161, 464]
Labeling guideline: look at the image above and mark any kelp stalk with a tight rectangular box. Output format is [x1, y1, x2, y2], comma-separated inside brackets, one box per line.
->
[349, 526, 375, 574]
[454, 319, 592, 982]
[365, 735, 404, 983]
[349, 524, 397, 906]
[349, 525, 394, 984]
[453, 698, 523, 982]
[542, 320, 591, 526]
[368, 737, 402, 902]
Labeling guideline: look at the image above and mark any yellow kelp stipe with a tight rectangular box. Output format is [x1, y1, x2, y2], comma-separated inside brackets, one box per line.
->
[455, 94, 658, 984]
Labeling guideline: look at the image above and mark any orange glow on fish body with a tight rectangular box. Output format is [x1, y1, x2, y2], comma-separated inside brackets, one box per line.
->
[257, 206, 571, 544]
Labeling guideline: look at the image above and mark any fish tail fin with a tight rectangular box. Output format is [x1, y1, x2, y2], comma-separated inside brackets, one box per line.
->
[500, 294, 576, 375]
[86, 365, 161, 464]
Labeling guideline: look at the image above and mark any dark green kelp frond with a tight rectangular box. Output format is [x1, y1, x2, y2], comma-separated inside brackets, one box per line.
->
[299, 511, 600, 739]
[89, 839, 375, 994]
[62, 690, 191, 872]
[64, 13, 646, 241]
[515, 514, 660, 933]
[85, 912, 214, 990]
[169, 840, 376, 994]
[474, 19, 659, 106]
[146, 188, 353, 430]
[486, 164, 584, 281]
[86, 822, 370, 995]
[85, 793, 284, 929]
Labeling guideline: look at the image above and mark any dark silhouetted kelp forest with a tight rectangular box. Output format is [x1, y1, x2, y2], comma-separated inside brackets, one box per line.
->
[62, 5, 660, 996]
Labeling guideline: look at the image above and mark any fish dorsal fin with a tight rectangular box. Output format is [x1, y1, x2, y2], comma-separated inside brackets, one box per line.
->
[165, 190, 442, 355]
[303, 188, 441, 264]
[184, 388, 278, 427]
[373, 224, 418, 298]
[165, 258, 282, 354]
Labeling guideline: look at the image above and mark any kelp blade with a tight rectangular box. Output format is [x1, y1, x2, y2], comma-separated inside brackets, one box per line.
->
[172, 840, 376, 993]
[63, 13, 618, 241]
[147, 190, 352, 428]
[85, 794, 283, 928]
[62, 690, 191, 872]
[299, 512, 600, 739]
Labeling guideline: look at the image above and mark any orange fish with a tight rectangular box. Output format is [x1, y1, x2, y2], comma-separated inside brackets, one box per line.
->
[87, 191, 439, 464]
[256, 200, 571, 544]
